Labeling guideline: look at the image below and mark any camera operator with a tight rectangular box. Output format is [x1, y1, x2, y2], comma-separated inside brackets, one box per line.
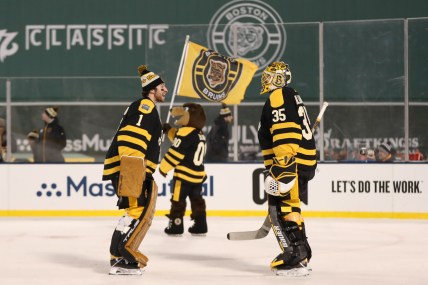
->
[358, 147, 375, 162]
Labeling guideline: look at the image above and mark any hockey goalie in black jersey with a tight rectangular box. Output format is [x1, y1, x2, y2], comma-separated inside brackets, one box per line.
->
[258, 61, 317, 277]
[159, 103, 208, 236]
[103, 65, 168, 275]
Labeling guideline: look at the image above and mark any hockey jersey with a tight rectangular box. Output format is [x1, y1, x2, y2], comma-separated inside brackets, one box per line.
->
[159, 126, 207, 184]
[258, 87, 317, 172]
[102, 98, 162, 181]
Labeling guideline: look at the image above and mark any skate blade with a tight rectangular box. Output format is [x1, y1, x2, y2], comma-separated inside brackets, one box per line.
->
[165, 233, 183, 237]
[274, 267, 310, 277]
[190, 233, 207, 237]
[109, 267, 143, 275]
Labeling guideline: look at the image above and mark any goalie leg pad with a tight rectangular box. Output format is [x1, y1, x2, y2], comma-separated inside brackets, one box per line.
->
[268, 196, 311, 268]
[117, 180, 158, 268]
[110, 213, 135, 257]
[268, 195, 292, 251]
[282, 211, 312, 262]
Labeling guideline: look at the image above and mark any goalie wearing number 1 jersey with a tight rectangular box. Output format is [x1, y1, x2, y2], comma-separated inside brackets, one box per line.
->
[258, 61, 317, 277]
[102, 65, 168, 275]
[160, 103, 208, 236]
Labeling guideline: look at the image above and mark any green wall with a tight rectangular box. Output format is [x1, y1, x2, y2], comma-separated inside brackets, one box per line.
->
[1, 0, 427, 102]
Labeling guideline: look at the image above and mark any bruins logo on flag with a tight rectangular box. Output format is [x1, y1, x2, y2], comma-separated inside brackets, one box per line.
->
[177, 40, 258, 104]
[192, 49, 243, 102]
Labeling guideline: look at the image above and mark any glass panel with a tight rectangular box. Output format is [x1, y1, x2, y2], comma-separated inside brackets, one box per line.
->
[9, 78, 138, 102]
[0, 106, 6, 161]
[409, 106, 428, 161]
[323, 105, 405, 161]
[324, 20, 404, 102]
[0, 80, 5, 102]
[282, 23, 319, 102]
[236, 104, 262, 162]
[159, 103, 238, 162]
[233, 104, 320, 162]
[409, 18, 428, 102]
[147, 25, 209, 105]
[10, 105, 129, 162]
[2, 19, 428, 163]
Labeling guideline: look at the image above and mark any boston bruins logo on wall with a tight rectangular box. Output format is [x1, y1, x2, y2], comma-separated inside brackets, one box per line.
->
[192, 49, 243, 102]
[208, 0, 286, 76]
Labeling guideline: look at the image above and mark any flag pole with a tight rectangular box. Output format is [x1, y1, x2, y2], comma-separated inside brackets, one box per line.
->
[166, 35, 190, 124]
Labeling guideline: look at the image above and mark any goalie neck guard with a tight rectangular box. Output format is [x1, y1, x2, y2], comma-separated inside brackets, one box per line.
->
[260, 61, 292, 95]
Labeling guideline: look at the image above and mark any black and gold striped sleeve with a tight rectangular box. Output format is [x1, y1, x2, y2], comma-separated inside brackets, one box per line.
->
[159, 127, 206, 184]
[159, 147, 185, 176]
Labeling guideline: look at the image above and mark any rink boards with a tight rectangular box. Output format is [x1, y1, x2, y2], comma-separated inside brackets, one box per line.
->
[0, 163, 427, 219]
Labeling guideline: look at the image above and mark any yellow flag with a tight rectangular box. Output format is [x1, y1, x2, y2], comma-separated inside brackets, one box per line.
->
[177, 41, 258, 105]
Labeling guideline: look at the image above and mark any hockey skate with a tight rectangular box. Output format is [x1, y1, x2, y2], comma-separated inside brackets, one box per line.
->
[164, 215, 184, 236]
[109, 258, 143, 275]
[272, 259, 310, 277]
[188, 215, 207, 236]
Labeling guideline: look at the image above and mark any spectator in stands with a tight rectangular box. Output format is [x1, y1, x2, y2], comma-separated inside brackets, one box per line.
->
[205, 103, 233, 162]
[27, 107, 66, 162]
[0, 117, 17, 162]
[376, 142, 395, 162]
[409, 148, 425, 161]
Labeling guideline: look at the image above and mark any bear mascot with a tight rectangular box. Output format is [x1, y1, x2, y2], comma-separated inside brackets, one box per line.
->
[159, 103, 208, 236]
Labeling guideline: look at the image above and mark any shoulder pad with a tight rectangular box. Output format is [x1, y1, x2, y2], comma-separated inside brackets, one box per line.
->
[176, 126, 195, 136]
[270, 89, 284, 108]
[138, 99, 155, 114]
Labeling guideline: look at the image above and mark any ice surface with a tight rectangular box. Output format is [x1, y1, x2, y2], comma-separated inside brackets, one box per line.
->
[1, 216, 427, 285]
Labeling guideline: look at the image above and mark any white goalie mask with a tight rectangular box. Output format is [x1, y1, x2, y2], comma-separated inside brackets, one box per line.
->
[264, 174, 296, 196]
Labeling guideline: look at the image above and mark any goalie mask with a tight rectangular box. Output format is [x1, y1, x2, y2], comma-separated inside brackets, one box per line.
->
[260, 61, 292, 95]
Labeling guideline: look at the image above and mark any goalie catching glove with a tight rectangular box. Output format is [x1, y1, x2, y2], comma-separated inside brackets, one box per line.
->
[264, 156, 297, 196]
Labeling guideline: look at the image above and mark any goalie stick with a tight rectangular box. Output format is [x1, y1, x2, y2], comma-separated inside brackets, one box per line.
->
[311, 102, 329, 133]
[227, 215, 270, 240]
[227, 102, 329, 241]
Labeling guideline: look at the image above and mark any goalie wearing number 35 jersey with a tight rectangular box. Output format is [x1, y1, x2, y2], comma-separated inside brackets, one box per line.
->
[258, 86, 317, 172]
[257, 61, 316, 276]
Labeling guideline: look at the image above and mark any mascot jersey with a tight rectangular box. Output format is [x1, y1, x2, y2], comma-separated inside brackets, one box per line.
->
[159, 126, 206, 184]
